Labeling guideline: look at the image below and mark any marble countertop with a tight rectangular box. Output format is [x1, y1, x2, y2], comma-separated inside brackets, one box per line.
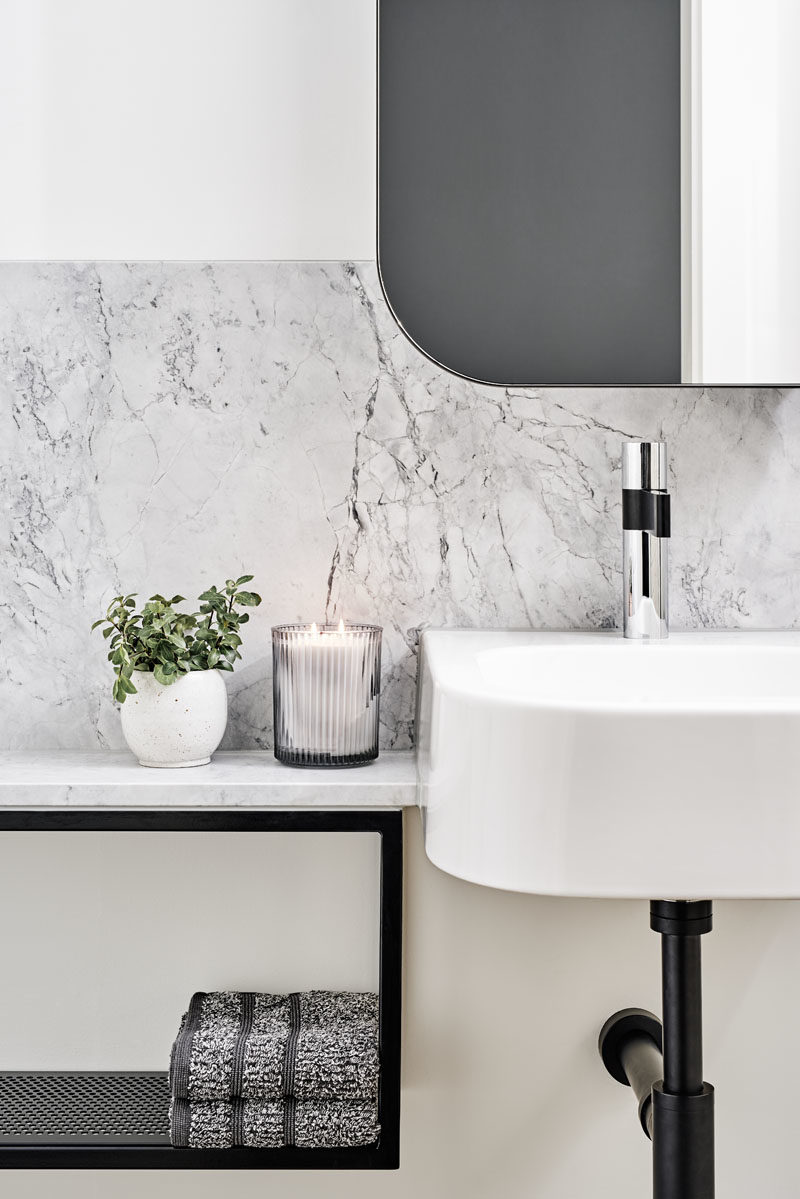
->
[0, 750, 417, 809]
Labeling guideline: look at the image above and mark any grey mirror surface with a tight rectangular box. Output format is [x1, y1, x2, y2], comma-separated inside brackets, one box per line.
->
[378, 0, 682, 386]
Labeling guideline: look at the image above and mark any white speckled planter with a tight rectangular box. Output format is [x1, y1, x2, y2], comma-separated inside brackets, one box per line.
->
[120, 670, 228, 768]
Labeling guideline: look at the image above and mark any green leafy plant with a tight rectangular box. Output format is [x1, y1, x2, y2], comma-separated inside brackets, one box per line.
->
[92, 577, 262, 704]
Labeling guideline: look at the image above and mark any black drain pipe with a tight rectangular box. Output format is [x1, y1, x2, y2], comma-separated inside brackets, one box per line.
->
[598, 900, 715, 1199]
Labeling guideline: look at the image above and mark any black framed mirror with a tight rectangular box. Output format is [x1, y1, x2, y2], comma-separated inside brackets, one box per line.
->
[378, 0, 800, 387]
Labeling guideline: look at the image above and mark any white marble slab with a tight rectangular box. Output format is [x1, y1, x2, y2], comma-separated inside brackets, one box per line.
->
[1, 261, 798, 755]
[0, 750, 416, 809]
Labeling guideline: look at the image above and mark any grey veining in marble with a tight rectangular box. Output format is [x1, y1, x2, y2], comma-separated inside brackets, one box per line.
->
[1, 262, 797, 750]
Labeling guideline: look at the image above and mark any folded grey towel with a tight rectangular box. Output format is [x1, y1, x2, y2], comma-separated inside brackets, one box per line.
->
[170, 1097, 380, 1149]
[169, 991, 379, 1102]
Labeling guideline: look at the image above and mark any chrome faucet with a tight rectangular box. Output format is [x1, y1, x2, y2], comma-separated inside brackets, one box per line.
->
[622, 440, 670, 639]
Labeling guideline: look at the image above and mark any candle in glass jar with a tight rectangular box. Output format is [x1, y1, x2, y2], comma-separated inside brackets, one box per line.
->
[272, 621, 382, 767]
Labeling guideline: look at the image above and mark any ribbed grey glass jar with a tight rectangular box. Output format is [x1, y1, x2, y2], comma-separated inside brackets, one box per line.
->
[272, 623, 382, 767]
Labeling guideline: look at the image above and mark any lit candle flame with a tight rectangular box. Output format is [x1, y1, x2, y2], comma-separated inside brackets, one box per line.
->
[306, 619, 346, 640]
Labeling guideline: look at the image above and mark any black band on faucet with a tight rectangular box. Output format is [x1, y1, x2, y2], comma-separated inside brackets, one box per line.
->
[623, 490, 670, 537]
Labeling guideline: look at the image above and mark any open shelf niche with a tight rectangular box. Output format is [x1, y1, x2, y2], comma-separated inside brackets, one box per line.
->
[0, 756, 408, 1169]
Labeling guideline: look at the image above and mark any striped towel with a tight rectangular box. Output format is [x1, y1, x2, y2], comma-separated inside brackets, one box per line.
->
[170, 1096, 380, 1149]
[168, 991, 380, 1149]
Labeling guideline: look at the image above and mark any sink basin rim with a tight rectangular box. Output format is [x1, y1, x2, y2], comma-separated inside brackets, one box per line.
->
[423, 628, 800, 715]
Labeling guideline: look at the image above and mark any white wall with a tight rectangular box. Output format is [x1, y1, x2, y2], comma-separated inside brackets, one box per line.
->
[0, 0, 376, 259]
[0, 832, 380, 1069]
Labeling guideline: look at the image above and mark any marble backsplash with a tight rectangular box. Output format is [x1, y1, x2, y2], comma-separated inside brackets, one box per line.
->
[1, 261, 797, 750]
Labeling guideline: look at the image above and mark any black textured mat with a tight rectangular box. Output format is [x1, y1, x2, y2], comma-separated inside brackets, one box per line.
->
[0, 1072, 170, 1142]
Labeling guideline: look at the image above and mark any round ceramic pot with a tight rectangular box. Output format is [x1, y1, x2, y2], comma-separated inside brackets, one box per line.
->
[120, 669, 228, 768]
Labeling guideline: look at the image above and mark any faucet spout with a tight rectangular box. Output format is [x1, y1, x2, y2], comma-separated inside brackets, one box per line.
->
[622, 441, 670, 639]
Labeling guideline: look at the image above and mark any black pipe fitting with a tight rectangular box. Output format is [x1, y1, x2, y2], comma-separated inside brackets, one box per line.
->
[599, 1008, 663, 1139]
[652, 1083, 715, 1199]
[599, 900, 715, 1199]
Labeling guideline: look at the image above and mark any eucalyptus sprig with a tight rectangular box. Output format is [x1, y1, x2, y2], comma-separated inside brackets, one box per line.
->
[92, 577, 262, 703]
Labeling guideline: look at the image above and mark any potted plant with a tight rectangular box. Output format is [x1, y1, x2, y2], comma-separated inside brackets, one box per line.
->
[93, 577, 261, 768]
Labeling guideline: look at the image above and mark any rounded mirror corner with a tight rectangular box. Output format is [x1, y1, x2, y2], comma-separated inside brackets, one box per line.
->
[375, 243, 501, 387]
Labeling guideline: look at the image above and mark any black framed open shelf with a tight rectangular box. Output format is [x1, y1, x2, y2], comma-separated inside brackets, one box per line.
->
[0, 808, 403, 1170]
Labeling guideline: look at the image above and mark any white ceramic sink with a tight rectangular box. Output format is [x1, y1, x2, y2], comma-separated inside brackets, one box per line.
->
[416, 630, 800, 898]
